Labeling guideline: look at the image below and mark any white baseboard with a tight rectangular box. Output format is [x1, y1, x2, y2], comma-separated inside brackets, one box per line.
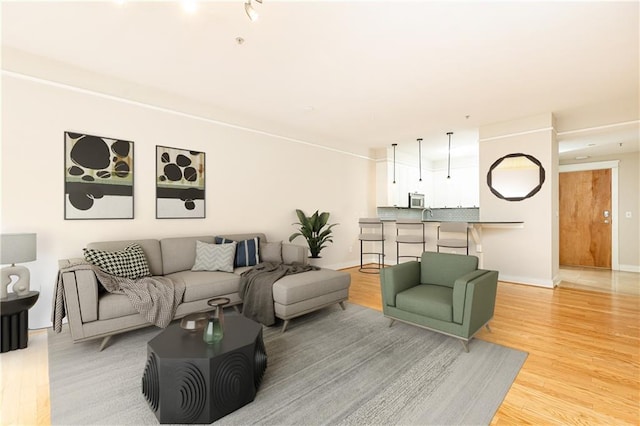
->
[619, 264, 640, 273]
[324, 261, 363, 271]
[497, 274, 555, 288]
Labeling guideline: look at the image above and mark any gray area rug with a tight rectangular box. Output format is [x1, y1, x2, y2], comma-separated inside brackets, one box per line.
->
[48, 304, 527, 425]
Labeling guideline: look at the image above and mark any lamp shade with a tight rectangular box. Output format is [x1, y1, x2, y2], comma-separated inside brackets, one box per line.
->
[1, 233, 37, 265]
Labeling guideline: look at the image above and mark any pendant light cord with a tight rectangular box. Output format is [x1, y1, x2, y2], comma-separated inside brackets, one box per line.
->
[392, 143, 397, 184]
[417, 138, 423, 182]
[446, 132, 453, 179]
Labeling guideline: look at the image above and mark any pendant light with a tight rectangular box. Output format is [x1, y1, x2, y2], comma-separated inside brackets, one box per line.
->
[446, 132, 453, 179]
[391, 143, 397, 184]
[417, 138, 423, 182]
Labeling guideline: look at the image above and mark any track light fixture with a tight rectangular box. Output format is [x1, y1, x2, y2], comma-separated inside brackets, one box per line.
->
[392, 143, 397, 184]
[417, 138, 423, 182]
[446, 132, 453, 179]
[245, 0, 261, 22]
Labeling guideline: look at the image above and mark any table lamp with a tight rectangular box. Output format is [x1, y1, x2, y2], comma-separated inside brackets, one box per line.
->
[1, 233, 37, 299]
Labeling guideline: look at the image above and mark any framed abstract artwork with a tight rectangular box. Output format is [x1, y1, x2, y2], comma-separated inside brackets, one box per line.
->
[64, 132, 134, 220]
[156, 146, 205, 219]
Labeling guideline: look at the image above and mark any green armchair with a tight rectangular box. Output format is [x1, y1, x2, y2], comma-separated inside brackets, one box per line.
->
[380, 252, 498, 352]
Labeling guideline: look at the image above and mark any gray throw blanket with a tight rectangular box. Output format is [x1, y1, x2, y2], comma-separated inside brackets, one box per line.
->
[52, 259, 185, 333]
[240, 261, 319, 326]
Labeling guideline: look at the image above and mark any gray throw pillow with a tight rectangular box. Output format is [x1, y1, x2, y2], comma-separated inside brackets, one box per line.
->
[192, 240, 236, 273]
[260, 241, 283, 263]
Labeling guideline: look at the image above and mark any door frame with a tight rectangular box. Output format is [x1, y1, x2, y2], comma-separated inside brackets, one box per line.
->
[559, 160, 619, 270]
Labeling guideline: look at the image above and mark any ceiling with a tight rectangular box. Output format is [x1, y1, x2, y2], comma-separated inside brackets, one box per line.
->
[2, 1, 638, 161]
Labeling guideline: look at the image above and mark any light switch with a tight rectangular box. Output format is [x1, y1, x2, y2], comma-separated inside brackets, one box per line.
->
[625, 211, 632, 218]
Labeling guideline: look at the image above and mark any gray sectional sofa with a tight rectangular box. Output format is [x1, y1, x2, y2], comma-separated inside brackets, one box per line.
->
[58, 233, 351, 349]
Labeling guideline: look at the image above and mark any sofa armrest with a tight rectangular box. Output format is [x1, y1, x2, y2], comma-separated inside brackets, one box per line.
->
[456, 270, 498, 336]
[282, 243, 308, 265]
[380, 261, 420, 307]
[59, 258, 100, 328]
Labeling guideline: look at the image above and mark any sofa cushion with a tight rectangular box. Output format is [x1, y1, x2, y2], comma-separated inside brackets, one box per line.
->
[395, 284, 453, 322]
[260, 241, 283, 263]
[166, 270, 241, 303]
[84, 243, 151, 280]
[272, 268, 351, 305]
[216, 236, 260, 267]
[160, 236, 215, 275]
[421, 252, 478, 288]
[192, 240, 236, 273]
[98, 293, 137, 320]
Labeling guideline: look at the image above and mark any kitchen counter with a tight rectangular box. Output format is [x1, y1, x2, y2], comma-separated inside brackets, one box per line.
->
[375, 217, 524, 268]
[382, 219, 523, 224]
[377, 206, 480, 222]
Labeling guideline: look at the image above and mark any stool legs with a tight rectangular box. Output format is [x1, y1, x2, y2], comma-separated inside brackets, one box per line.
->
[359, 239, 385, 273]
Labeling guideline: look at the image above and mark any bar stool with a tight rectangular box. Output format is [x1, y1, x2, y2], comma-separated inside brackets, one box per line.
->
[396, 219, 425, 264]
[358, 218, 385, 273]
[436, 222, 469, 255]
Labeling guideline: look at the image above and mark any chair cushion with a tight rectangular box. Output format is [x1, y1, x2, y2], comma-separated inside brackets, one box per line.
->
[395, 284, 453, 322]
[421, 252, 478, 288]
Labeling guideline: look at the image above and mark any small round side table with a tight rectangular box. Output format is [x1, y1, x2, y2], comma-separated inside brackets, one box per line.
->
[0, 290, 39, 352]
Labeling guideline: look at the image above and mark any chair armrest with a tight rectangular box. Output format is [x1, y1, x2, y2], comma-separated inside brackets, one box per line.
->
[455, 270, 499, 336]
[380, 261, 420, 307]
[452, 270, 492, 324]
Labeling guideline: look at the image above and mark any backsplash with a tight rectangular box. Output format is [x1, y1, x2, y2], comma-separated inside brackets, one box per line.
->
[377, 207, 479, 222]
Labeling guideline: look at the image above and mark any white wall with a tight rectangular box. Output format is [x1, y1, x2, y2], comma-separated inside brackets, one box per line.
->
[479, 113, 559, 287]
[1, 74, 374, 329]
[375, 147, 479, 208]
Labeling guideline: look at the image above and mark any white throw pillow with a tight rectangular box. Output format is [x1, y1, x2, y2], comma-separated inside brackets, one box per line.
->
[192, 240, 236, 273]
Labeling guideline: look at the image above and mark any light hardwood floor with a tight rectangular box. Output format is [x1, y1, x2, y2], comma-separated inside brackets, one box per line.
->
[1, 267, 638, 425]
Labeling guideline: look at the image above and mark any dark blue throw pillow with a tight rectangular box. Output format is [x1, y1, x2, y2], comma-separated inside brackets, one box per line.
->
[215, 236, 260, 268]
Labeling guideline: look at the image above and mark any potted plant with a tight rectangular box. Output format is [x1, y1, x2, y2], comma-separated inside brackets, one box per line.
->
[289, 209, 338, 258]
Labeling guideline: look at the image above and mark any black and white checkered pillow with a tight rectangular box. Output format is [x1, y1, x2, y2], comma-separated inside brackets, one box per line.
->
[84, 243, 151, 280]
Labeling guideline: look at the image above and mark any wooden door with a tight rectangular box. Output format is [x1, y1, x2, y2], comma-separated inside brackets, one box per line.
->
[559, 169, 612, 268]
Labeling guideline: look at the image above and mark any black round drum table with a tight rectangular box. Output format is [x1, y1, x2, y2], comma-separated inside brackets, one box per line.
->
[142, 313, 267, 424]
[0, 291, 39, 353]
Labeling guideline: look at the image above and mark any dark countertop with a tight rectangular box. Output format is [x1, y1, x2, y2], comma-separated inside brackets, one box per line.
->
[378, 206, 479, 209]
[380, 219, 523, 224]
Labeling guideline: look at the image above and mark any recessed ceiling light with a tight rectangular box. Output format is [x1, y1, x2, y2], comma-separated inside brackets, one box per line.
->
[182, 0, 198, 14]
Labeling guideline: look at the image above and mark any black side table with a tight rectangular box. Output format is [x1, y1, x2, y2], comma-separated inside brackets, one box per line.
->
[0, 290, 39, 353]
[142, 314, 267, 424]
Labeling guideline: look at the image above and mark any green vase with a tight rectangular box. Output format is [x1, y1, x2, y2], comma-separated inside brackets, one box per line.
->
[203, 297, 229, 344]
[203, 315, 223, 344]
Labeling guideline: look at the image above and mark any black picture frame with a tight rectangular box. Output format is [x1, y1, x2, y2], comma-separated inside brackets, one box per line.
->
[156, 145, 206, 219]
[64, 131, 134, 220]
